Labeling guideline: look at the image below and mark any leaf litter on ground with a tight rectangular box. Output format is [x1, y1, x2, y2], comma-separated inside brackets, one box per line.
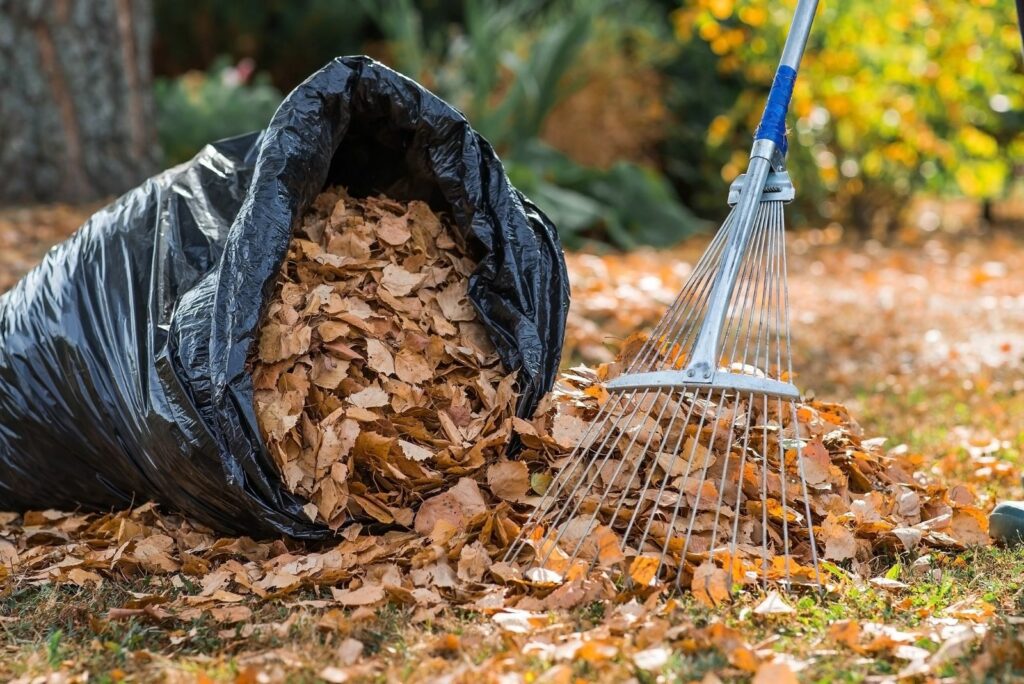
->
[1, 204, 1022, 682]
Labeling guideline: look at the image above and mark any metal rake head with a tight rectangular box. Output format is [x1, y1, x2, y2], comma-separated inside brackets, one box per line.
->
[506, 198, 824, 596]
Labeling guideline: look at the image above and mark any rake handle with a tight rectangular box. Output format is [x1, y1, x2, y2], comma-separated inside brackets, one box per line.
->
[754, 0, 819, 154]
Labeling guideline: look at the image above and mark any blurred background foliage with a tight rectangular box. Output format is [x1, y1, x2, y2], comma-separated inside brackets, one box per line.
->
[151, 0, 1024, 247]
[674, 0, 1024, 234]
[155, 58, 282, 167]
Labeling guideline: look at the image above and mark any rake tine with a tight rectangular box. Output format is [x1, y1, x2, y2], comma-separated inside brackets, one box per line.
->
[657, 386, 715, 587]
[616, 395, 687, 562]
[536, 390, 653, 564]
[630, 387, 704, 582]
[509, 219, 733, 566]
[675, 388, 727, 591]
[594, 394, 686, 552]
[681, 199, 771, 586]
[780, 205, 824, 591]
[761, 394, 771, 584]
[726, 205, 778, 584]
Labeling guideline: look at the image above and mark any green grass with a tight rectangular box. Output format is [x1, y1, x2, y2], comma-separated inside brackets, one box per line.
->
[1, 547, 1022, 681]
[0, 580, 407, 681]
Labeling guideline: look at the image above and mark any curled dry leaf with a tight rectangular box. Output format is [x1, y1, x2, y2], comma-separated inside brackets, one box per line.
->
[753, 590, 796, 616]
[414, 478, 488, 536]
[331, 584, 386, 607]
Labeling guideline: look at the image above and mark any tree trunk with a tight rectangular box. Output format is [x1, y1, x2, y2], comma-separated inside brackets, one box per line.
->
[0, 0, 158, 204]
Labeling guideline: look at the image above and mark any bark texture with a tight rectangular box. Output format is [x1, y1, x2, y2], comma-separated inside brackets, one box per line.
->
[0, 0, 158, 204]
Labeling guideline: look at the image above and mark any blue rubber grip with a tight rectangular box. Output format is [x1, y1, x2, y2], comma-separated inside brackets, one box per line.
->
[754, 65, 797, 154]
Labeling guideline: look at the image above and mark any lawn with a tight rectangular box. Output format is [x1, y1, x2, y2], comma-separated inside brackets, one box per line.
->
[3, 545, 1023, 682]
[1, 208, 1023, 682]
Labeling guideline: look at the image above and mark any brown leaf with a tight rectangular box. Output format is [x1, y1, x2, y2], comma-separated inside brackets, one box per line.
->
[487, 461, 530, 501]
[66, 568, 103, 586]
[456, 541, 490, 582]
[593, 525, 625, 566]
[414, 492, 465, 536]
[255, 389, 304, 441]
[550, 412, 591, 450]
[799, 438, 831, 485]
[312, 355, 351, 389]
[821, 515, 858, 561]
[692, 561, 730, 607]
[380, 264, 424, 297]
[376, 213, 411, 246]
[752, 662, 798, 684]
[948, 507, 989, 546]
[828, 620, 863, 651]
[208, 605, 253, 623]
[394, 349, 433, 384]
[449, 477, 488, 517]
[365, 339, 395, 377]
[436, 281, 476, 321]
[331, 584, 386, 606]
[132, 535, 180, 573]
[398, 440, 434, 463]
[259, 323, 312, 363]
[628, 555, 660, 587]
[348, 383, 389, 409]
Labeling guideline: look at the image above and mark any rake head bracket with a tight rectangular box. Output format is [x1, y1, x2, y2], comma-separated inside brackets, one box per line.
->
[606, 370, 801, 401]
[728, 170, 795, 206]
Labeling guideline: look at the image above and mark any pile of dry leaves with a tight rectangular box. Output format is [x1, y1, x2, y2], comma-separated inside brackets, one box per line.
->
[505, 347, 991, 596]
[0, 360, 990, 618]
[239, 186, 990, 602]
[251, 187, 516, 530]
[0, 496, 1001, 682]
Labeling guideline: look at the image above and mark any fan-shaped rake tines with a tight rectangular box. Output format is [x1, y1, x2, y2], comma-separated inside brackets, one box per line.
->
[506, 200, 824, 597]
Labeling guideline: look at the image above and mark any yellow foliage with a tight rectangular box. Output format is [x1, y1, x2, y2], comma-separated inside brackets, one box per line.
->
[698, 19, 720, 42]
[707, 0, 733, 21]
[708, 114, 731, 145]
[677, 0, 1024, 202]
[958, 127, 999, 159]
[739, 6, 766, 27]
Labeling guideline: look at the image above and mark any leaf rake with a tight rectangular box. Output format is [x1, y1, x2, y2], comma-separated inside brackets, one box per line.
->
[506, 0, 824, 597]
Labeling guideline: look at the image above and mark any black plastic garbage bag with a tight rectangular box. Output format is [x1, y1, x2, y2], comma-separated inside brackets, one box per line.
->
[0, 57, 570, 539]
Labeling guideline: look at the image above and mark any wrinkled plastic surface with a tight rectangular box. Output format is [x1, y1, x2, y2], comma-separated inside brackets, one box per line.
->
[0, 57, 570, 538]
